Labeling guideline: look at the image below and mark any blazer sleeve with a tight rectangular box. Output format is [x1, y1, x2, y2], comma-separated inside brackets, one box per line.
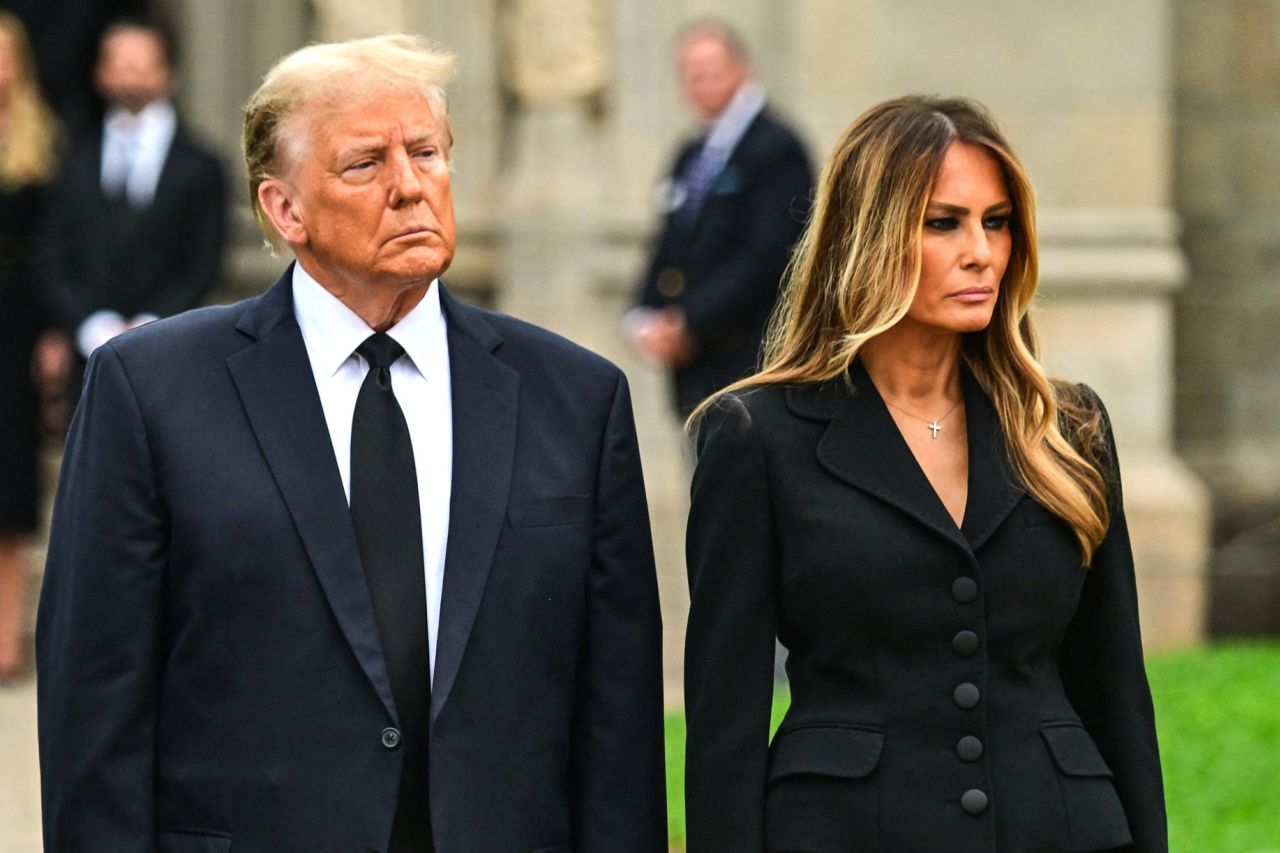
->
[684, 394, 778, 853]
[570, 369, 668, 851]
[677, 133, 813, 342]
[36, 342, 167, 850]
[1059, 388, 1168, 853]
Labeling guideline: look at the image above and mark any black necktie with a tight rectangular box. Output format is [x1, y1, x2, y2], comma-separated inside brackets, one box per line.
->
[350, 333, 433, 852]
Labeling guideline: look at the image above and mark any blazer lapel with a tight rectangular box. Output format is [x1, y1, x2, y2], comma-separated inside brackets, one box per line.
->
[958, 368, 1026, 550]
[788, 361, 972, 554]
[226, 270, 397, 720]
[431, 287, 519, 723]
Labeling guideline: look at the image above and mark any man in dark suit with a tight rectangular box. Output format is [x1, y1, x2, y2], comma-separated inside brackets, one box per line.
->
[631, 20, 813, 417]
[40, 15, 225, 360]
[37, 34, 667, 852]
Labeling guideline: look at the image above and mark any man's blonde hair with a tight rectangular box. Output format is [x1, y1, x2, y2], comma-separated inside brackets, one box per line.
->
[242, 34, 457, 252]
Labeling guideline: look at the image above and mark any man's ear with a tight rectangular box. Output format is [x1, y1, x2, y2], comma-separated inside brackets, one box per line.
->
[258, 178, 308, 247]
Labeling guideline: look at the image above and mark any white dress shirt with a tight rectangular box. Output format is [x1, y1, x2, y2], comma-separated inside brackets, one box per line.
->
[292, 263, 453, 680]
[100, 99, 177, 208]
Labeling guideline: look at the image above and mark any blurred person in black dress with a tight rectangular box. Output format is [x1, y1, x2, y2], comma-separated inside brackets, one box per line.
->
[41, 14, 225, 361]
[630, 20, 813, 417]
[0, 11, 66, 683]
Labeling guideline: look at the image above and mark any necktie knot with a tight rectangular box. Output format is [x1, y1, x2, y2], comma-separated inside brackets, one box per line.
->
[357, 333, 406, 370]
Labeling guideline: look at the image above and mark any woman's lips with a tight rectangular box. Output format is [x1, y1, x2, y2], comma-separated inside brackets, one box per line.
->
[949, 287, 994, 302]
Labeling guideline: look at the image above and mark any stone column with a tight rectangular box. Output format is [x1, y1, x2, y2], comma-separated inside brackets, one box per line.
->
[1173, 0, 1280, 636]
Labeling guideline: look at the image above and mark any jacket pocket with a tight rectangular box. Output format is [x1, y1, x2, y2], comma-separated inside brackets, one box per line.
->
[507, 496, 592, 528]
[765, 726, 883, 852]
[768, 724, 885, 782]
[157, 829, 233, 853]
[1040, 723, 1133, 850]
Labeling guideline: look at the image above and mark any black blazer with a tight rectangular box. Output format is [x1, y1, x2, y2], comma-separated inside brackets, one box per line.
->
[37, 271, 668, 852]
[39, 121, 226, 330]
[637, 109, 813, 415]
[684, 362, 1166, 852]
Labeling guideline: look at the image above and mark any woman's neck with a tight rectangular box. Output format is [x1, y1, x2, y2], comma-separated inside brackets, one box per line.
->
[859, 320, 964, 407]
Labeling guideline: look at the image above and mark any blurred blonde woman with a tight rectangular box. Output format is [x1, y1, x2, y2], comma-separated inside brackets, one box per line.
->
[0, 11, 62, 682]
[684, 96, 1166, 852]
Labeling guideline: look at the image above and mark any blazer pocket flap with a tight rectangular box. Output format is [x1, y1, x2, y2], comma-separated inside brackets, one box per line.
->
[768, 725, 885, 783]
[157, 830, 233, 853]
[507, 496, 592, 528]
[1040, 724, 1114, 778]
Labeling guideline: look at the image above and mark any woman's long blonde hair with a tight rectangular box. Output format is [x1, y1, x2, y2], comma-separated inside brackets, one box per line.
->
[0, 12, 58, 187]
[695, 95, 1110, 563]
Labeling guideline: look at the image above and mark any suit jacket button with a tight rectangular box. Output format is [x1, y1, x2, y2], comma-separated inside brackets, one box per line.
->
[961, 788, 989, 815]
[956, 735, 983, 762]
[381, 727, 401, 749]
[953, 682, 980, 709]
[951, 577, 978, 603]
[952, 630, 980, 656]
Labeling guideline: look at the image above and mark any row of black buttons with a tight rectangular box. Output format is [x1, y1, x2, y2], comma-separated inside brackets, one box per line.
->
[952, 575, 988, 815]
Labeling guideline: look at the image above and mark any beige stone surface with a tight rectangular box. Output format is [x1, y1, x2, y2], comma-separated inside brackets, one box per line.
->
[0, 676, 40, 851]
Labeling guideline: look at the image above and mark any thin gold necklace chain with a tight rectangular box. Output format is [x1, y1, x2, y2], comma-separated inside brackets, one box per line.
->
[883, 394, 963, 439]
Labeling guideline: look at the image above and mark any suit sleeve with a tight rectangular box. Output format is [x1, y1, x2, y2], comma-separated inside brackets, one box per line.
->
[36, 161, 94, 330]
[142, 149, 227, 318]
[635, 142, 701, 310]
[36, 343, 166, 849]
[570, 369, 668, 851]
[1059, 388, 1168, 853]
[678, 136, 813, 342]
[684, 395, 777, 853]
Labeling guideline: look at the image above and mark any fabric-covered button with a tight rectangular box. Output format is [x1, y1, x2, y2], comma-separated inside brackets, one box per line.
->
[952, 576, 978, 603]
[961, 788, 989, 815]
[380, 726, 401, 749]
[953, 682, 981, 709]
[957, 735, 984, 762]
[953, 630, 980, 656]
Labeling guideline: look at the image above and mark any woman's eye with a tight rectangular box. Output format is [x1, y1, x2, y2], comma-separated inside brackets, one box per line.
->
[925, 218, 958, 231]
[984, 215, 1011, 230]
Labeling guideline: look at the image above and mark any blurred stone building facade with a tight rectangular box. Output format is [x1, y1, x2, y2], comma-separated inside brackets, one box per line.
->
[155, 0, 1280, 695]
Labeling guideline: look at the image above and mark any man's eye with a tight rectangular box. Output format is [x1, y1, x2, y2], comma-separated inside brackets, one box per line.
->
[925, 218, 958, 231]
[345, 160, 376, 173]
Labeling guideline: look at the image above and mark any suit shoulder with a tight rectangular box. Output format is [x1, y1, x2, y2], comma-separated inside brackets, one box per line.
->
[745, 111, 809, 158]
[105, 299, 250, 365]
[462, 302, 622, 381]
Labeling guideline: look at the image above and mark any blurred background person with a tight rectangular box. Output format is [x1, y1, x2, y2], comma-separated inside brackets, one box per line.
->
[3, 0, 146, 132]
[630, 19, 814, 418]
[40, 13, 225, 365]
[0, 11, 63, 683]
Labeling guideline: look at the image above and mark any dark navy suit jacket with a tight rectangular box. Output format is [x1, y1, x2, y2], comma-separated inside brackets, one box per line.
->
[37, 271, 668, 852]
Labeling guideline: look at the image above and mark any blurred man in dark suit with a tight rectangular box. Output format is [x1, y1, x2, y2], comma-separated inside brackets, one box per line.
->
[41, 15, 225, 361]
[631, 19, 814, 417]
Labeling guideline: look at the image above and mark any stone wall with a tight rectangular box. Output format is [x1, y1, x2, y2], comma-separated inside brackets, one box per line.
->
[1173, 0, 1280, 635]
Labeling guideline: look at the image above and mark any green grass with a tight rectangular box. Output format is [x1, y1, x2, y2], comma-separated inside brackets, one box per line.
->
[664, 642, 1280, 852]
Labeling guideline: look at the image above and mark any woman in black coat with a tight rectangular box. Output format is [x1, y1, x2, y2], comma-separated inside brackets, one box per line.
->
[684, 96, 1166, 852]
[0, 12, 64, 682]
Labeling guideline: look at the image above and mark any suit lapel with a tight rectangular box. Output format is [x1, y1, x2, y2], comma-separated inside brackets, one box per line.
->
[432, 288, 519, 723]
[789, 361, 970, 553]
[789, 361, 1028, 555]
[226, 270, 397, 720]
[958, 368, 1026, 550]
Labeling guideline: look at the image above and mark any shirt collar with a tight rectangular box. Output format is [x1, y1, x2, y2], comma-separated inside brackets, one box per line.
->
[104, 99, 176, 139]
[703, 80, 766, 152]
[291, 262, 446, 381]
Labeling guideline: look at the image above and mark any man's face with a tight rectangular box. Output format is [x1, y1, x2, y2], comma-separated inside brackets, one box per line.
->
[95, 27, 172, 113]
[277, 90, 456, 294]
[678, 35, 748, 121]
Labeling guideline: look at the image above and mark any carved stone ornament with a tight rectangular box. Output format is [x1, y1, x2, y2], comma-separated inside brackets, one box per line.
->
[499, 0, 610, 104]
